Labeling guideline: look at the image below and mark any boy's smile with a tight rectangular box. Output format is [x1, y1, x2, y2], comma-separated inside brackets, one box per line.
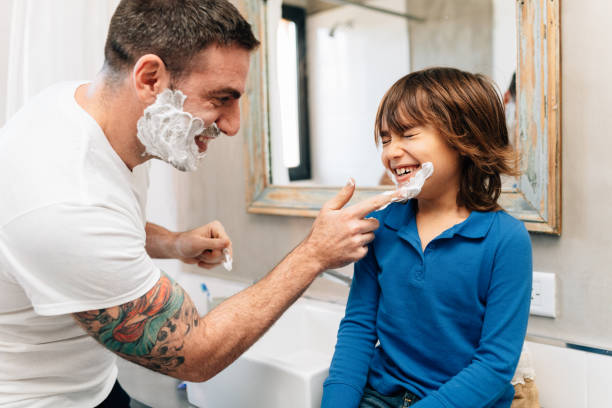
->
[391, 164, 421, 184]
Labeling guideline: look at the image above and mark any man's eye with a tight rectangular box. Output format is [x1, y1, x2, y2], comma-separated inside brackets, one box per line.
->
[210, 98, 227, 107]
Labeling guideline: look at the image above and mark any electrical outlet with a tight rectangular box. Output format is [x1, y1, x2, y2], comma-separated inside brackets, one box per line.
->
[530, 271, 556, 317]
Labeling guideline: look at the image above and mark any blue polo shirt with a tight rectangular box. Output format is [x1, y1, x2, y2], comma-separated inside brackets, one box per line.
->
[322, 200, 532, 408]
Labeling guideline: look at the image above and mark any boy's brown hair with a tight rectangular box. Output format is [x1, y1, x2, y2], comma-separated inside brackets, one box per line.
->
[374, 67, 519, 212]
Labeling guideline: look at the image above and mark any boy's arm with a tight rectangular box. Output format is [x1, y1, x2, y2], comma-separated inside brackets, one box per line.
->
[321, 246, 381, 408]
[414, 222, 532, 408]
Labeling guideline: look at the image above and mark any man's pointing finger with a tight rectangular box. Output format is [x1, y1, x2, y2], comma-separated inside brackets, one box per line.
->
[346, 191, 398, 219]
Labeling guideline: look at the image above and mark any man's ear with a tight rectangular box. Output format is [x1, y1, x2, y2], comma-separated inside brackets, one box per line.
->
[132, 54, 170, 105]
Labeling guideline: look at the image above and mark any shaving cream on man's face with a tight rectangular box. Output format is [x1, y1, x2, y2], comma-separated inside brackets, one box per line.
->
[136, 89, 221, 172]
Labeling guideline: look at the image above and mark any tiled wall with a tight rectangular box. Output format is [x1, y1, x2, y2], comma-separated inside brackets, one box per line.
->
[527, 341, 612, 408]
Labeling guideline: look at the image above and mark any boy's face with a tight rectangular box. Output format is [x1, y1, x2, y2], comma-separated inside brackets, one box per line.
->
[379, 124, 462, 200]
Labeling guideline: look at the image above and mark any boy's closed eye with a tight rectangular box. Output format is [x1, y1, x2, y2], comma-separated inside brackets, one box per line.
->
[402, 126, 422, 138]
[380, 130, 419, 145]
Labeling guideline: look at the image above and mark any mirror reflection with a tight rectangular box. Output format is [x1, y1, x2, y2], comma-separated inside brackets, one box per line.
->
[267, 0, 517, 187]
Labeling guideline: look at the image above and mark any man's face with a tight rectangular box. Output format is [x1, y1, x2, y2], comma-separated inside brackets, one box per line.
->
[173, 44, 251, 153]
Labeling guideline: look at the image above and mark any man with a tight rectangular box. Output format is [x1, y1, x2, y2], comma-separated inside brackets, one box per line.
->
[0, 0, 394, 406]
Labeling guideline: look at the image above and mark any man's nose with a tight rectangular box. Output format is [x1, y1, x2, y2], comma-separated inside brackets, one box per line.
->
[218, 102, 241, 136]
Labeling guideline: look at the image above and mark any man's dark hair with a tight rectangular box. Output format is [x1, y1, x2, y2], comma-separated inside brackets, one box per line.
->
[104, 0, 259, 79]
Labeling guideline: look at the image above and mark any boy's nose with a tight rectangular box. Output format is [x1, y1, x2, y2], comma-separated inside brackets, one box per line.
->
[387, 140, 405, 158]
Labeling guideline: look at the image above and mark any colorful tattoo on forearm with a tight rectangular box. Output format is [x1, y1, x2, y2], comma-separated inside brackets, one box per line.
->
[74, 272, 200, 374]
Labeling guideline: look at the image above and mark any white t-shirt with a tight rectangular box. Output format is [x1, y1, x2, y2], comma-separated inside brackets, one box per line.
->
[0, 82, 161, 407]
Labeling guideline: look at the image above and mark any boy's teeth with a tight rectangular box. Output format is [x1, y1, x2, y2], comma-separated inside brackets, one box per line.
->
[395, 167, 413, 176]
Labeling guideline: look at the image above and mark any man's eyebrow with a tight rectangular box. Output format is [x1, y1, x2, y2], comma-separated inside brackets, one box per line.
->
[207, 88, 242, 99]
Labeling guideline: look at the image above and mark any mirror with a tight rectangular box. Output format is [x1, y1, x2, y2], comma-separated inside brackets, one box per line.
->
[241, 0, 561, 234]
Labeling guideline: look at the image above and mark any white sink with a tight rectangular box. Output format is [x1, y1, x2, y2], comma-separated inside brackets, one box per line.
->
[186, 298, 346, 408]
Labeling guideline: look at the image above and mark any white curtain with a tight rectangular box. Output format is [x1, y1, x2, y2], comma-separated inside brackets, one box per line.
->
[4, 0, 120, 121]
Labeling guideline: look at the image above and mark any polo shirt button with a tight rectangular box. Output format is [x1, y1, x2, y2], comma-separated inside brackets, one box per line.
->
[429, 243, 436, 250]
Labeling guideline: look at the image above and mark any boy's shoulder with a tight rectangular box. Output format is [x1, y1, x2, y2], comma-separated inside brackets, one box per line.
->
[488, 210, 531, 245]
[491, 210, 528, 231]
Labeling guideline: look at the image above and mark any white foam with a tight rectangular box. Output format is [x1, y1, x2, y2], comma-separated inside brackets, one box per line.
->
[136, 89, 220, 172]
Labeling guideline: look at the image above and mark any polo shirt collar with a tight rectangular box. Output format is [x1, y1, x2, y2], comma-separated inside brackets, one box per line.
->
[382, 200, 496, 239]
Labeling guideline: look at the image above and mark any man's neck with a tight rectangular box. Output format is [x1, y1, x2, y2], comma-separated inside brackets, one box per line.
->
[74, 74, 148, 171]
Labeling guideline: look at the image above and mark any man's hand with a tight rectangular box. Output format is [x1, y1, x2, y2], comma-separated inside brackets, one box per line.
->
[300, 179, 398, 271]
[145, 221, 232, 270]
[175, 221, 232, 269]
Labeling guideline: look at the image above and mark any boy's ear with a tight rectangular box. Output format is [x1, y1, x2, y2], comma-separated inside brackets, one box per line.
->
[132, 54, 170, 105]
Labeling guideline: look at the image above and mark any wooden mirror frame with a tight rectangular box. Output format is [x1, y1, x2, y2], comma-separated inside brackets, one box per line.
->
[240, 0, 561, 234]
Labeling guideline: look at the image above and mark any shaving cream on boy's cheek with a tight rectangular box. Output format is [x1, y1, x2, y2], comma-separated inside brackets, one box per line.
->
[136, 88, 221, 172]
[377, 162, 434, 211]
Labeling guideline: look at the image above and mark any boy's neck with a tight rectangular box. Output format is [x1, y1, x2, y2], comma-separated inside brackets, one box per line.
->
[416, 182, 469, 219]
[415, 194, 470, 251]
[416, 197, 469, 219]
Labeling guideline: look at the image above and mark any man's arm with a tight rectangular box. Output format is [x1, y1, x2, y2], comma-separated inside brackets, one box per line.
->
[74, 245, 318, 382]
[74, 182, 397, 382]
[74, 272, 195, 376]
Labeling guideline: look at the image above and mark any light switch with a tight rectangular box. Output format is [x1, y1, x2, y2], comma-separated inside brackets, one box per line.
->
[530, 271, 557, 318]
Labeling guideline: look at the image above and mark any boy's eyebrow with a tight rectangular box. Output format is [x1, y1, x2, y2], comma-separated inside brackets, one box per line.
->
[403, 126, 422, 133]
[379, 130, 389, 137]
